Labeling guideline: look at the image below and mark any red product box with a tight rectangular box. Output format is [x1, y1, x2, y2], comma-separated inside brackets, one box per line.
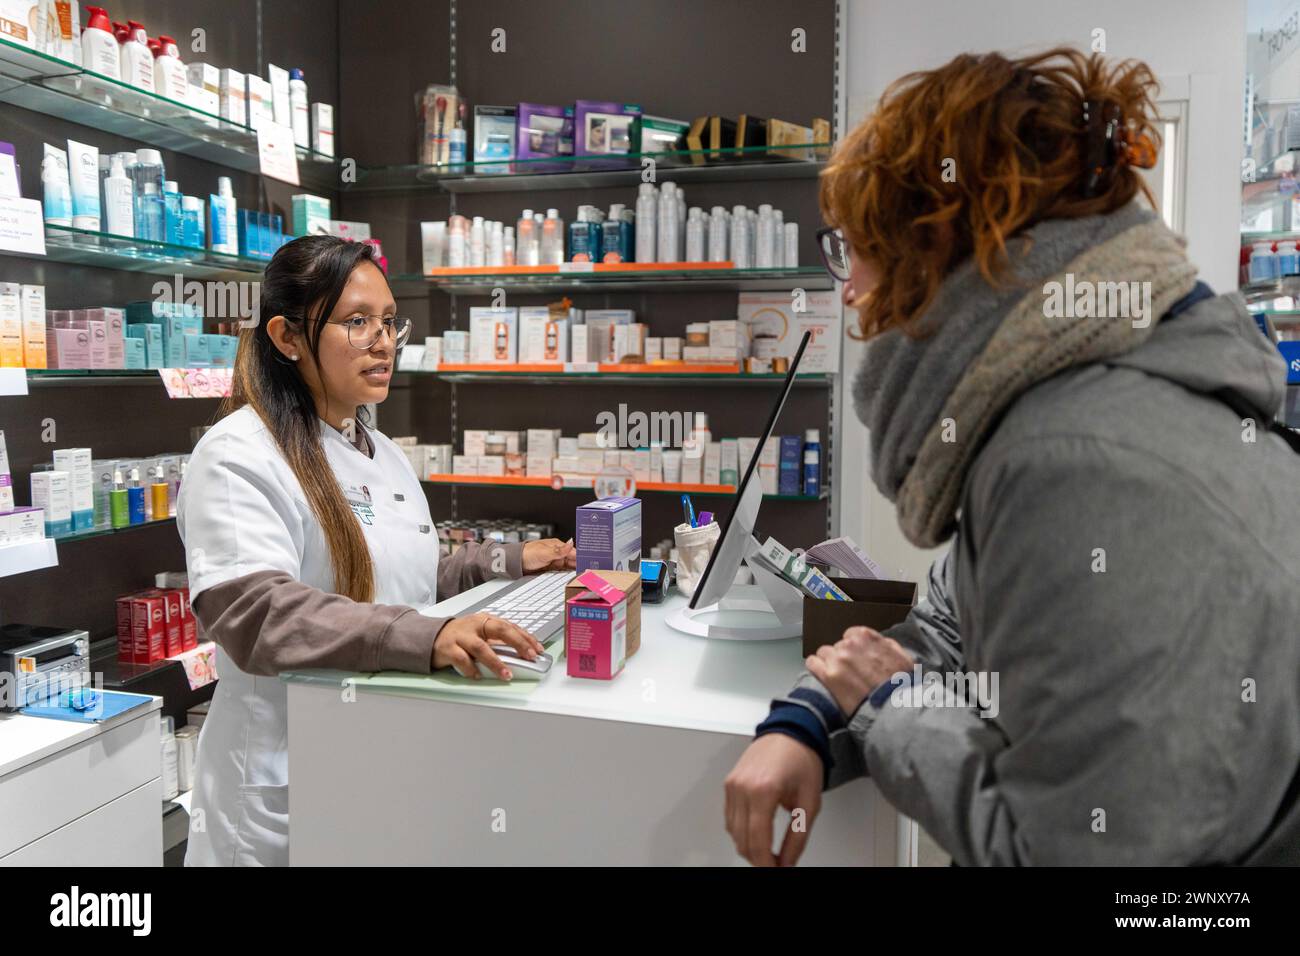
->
[129, 592, 167, 664]
[156, 588, 184, 657]
[115, 593, 137, 664]
[178, 587, 198, 651]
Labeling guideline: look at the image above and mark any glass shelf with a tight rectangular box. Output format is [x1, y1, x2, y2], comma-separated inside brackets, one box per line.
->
[391, 265, 833, 295]
[421, 475, 826, 501]
[0, 37, 338, 191]
[50, 516, 176, 545]
[8, 223, 268, 279]
[347, 144, 830, 194]
[397, 365, 832, 387]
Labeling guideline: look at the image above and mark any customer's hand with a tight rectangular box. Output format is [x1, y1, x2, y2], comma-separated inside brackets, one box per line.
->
[523, 538, 576, 572]
[432, 613, 544, 680]
[806, 626, 915, 718]
[724, 734, 824, 867]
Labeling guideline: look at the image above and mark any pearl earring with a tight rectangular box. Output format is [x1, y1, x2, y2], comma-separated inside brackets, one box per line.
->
[290, 354, 300, 361]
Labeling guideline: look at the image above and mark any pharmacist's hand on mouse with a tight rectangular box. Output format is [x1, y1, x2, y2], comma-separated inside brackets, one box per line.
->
[806, 626, 914, 718]
[522, 537, 577, 573]
[432, 612, 543, 680]
[724, 734, 823, 867]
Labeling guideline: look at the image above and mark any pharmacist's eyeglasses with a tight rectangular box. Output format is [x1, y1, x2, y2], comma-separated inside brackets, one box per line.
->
[324, 314, 413, 350]
[816, 227, 850, 283]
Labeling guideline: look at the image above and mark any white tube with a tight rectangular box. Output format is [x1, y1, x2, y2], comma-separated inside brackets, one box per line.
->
[66, 139, 101, 231]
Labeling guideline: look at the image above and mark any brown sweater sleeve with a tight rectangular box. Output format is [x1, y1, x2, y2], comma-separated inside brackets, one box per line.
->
[437, 540, 524, 598]
[192, 570, 451, 677]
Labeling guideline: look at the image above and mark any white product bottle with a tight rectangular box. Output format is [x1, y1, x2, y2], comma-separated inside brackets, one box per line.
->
[676, 186, 686, 260]
[635, 183, 657, 263]
[657, 181, 678, 264]
[772, 209, 785, 267]
[708, 206, 728, 262]
[289, 69, 310, 148]
[103, 154, 134, 237]
[152, 35, 188, 102]
[488, 220, 504, 267]
[447, 216, 467, 268]
[756, 204, 775, 268]
[216, 176, 238, 255]
[730, 204, 749, 268]
[503, 226, 515, 266]
[120, 21, 154, 91]
[747, 208, 758, 268]
[784, 222, 799, 267]
[685, 207, 705, 262]
[469, 215, 485, 267]
[541, 208, 564, 265]
[80, 6, 121, 79]
[516, 209, 538, 266]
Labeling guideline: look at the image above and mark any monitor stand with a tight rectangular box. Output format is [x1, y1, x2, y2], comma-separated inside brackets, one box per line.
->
[666, 536, 804, 641]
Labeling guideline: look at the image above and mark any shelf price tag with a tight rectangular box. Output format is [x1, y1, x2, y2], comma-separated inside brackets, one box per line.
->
[563, 362, 599, 374]
[257, 122, 301, 186]
[558, 262, 595, 273]
[0, 197, 46, 256]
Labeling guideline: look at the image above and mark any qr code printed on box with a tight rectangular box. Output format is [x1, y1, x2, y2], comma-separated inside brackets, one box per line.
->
[579, 653, 596, 673]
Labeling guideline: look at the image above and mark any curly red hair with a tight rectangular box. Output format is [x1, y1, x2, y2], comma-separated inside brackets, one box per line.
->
[821, 47, 1161, 339]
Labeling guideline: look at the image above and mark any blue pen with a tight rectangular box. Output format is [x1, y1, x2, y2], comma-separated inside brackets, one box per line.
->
[681, 494, 697, 528]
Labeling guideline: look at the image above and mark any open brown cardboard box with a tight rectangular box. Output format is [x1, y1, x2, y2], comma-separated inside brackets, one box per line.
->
[564, 569, 643, 656]
[801, 577, 917, 656]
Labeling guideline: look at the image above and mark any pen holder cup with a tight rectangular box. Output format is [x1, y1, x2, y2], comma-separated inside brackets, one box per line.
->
[674, 521, 721, 599]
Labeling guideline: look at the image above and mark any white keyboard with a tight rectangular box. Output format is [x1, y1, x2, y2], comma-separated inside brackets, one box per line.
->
[462, 570, 577, 641]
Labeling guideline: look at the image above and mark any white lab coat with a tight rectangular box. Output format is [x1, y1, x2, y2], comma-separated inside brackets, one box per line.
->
[177, 406, 438, 866]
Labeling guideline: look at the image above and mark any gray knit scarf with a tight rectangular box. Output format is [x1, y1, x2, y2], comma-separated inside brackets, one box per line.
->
[853, 203, 1198, 548]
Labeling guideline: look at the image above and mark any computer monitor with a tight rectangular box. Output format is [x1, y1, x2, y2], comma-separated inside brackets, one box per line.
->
[689, 330, 811, 611]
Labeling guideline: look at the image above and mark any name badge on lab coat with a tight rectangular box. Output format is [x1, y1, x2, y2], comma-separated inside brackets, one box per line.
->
[341, 480, 376, 525]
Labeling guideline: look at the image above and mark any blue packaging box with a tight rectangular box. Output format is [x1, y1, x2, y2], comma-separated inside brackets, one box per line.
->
[1278, 341, 1300, 384]
[778, 435, 803, 495]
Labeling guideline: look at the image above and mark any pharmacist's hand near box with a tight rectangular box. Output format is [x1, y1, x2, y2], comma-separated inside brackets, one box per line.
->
[522, 538, 576, 572]
[432, 613, 543, 680]
[806, 627, 915, 718]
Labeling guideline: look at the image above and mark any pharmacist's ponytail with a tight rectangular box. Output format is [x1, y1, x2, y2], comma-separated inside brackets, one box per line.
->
[222, 235, 377, 603]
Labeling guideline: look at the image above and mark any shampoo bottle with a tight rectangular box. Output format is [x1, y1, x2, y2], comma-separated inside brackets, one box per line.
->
[602, 204, 630, 263]
[516, 209, 538, 266]
[81, 7, 121, 80]
[153, 35, 188, 102]
[541, 208, 564, 265]
[121, 21, 154, 91]
[102, 154, 134, 236]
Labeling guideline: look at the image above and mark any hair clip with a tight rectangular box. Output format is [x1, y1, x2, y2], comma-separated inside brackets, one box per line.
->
[1082, 100, 1157, 197]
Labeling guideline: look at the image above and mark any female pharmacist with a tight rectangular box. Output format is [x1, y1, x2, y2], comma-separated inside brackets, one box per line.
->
[726, 48, 1300, 865]
[177, 235, 575, 866]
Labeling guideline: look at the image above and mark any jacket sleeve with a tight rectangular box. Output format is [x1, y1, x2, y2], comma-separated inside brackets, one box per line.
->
[437, 540, 524, 598]
[858, 434, 1257, 865]
[756, 550, 964, 788]
[192, 570, 451, 676]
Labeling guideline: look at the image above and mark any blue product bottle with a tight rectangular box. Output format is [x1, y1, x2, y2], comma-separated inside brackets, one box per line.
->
[137, 182, 165, 243]
[802, 428, 821, 496]
[568, 207, 602, 263]
[182, 196, 202, 247]
[129, 148, 166, 241]
[163, 180, 183, 245]
[601, 203, 631, 263]
[127, 468, 146, 525]
[237, 209, 253, 258]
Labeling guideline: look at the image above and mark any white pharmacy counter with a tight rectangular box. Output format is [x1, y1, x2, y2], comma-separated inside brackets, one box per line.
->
[0, 695, 162, 865]
[283, 581, 905, 866]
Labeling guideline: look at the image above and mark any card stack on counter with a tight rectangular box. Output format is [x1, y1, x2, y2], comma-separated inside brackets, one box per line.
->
[804, 536, 884, 580]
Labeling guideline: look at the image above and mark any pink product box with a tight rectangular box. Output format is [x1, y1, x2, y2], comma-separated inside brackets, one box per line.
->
[565, 570, 629, 680]
[47, 327, 90, 369]
[86, 308, 125, 368]
[85, 320, 108, 368]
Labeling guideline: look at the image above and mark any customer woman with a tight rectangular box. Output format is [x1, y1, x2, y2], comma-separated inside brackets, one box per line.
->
[179, 236, 575, 866]
[725, 48, 1300, 866]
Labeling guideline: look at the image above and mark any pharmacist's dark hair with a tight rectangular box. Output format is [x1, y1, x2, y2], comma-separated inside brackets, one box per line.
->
[222, 235, 378, 603]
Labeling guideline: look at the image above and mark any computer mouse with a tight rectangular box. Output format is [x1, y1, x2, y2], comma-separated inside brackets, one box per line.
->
[474, 646, 553, 681]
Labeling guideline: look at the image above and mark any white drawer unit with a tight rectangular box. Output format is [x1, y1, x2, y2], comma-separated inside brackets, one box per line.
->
[0, 698, 163, 864]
